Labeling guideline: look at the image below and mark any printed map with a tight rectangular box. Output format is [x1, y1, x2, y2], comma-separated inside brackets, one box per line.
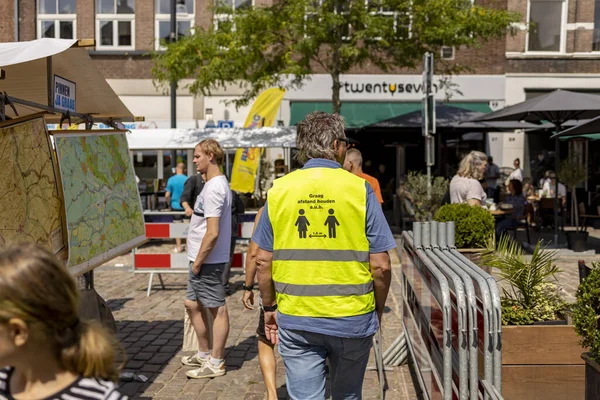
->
[55, 132, 145, 275]
[0, 117, 64, 253]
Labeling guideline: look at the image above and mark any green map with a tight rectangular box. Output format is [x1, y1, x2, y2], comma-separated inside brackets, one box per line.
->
[0, 117, 64, 254]
[55, 132, 145, 275]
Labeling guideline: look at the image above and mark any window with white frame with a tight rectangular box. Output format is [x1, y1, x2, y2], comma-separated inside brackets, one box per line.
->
[96, 0, 135, 50]
[37, 0, 76, 39]
[155, 0, 195, 50]
[304, 0, 351, 40]
[527, 0, 566, 52]
[304, 1, 410, 40]
[214, 0, 255, 32]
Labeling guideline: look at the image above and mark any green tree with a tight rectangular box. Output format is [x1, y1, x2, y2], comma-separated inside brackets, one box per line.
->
[152, 0, 519, 113]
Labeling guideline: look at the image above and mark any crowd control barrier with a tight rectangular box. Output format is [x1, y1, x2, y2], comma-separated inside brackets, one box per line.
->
[400, 221, 502, 400]
[133, 211, 257, 296]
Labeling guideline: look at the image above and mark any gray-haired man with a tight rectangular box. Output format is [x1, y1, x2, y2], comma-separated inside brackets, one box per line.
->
[253, 112, 395, 399]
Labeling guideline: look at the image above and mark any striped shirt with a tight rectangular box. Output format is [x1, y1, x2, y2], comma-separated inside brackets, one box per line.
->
[0, 367, 128, 400]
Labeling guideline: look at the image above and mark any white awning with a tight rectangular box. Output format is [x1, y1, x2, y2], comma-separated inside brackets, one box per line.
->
[126, 127, 297, 150]
[0, 38, 135, 123]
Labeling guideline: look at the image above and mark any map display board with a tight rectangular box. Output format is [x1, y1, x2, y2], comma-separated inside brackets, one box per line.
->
[0, 116, 65, 254]
[54, 132, 145, 276]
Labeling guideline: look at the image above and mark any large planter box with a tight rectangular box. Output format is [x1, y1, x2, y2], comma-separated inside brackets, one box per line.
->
[502, 325, 585, 399]
[582, 353, 600, 400]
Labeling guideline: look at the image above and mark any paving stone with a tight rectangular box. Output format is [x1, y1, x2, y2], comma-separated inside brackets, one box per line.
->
[133, 352, 153, 361]
[140, 364, 162, 373]
[160, 345, 180, 353]
[118, 382, 144, 396]
[149, 353, 174, 364]
[125, 360, 145, 369]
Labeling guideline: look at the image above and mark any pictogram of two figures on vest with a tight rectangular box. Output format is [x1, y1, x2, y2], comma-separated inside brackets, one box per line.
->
[295, 209, 339, 239]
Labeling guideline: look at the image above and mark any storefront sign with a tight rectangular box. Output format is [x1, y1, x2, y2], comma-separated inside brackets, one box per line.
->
[54, 75, 76, 113]
[285, 74, 505, 102]
[340, 81, 439, 96]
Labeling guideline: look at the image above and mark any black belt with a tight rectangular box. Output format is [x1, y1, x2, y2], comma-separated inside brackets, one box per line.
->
[194, 211, 204, 217]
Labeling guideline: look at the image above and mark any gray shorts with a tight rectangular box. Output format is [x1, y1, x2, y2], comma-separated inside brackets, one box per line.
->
[186, 261, 227, 308]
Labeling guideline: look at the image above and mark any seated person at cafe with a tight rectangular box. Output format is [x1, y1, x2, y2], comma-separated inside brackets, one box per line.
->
[542, 172, 567, 205]
[450, 151, 487, 206]
[496, 179, 526, 240]
[521, 177, 536, 226]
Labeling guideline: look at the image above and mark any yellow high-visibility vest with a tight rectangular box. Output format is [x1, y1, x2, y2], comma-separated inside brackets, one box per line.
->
[267, 166, 375, 318]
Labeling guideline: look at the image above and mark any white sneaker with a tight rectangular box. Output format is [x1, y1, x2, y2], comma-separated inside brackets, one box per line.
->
[181, 353, 207, 367]
[185, 360, 226, 379]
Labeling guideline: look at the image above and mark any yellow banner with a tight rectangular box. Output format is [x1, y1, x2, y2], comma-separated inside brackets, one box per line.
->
[230, 88, 286, 193]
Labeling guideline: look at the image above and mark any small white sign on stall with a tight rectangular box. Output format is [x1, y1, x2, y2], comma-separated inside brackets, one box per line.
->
[54, 75, 76, 113]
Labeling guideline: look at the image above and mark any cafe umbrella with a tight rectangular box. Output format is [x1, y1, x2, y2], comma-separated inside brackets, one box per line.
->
[470, 89, 600, 245]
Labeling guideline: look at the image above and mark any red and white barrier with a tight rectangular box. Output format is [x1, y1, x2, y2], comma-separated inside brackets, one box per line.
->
[133, 220, 253, 296]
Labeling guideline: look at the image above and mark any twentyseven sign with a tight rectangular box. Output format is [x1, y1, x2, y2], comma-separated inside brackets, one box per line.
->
[341, 81, 439, 96]
[54, 75, 76, 113]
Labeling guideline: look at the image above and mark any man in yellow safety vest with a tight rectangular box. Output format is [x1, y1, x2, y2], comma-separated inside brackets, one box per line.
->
[253, 111, 395, 399]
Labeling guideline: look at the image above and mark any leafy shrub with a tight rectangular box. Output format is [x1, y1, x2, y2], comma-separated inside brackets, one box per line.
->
[501, 283, 570, 325]
[482, 236, 569, 326]
[572, 262, 600, 363]
[404, 171, 449, 221]
[434, 203, 494, 248]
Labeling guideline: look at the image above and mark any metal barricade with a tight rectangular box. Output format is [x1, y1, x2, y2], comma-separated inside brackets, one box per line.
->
[133, 211, 258, 296]
[400, 221, 503, 400]
[401, 227, 453, 399]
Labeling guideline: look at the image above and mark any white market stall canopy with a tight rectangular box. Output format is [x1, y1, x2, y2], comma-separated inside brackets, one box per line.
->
[0, 38, 136, 124]
[126, 127, 297, 150]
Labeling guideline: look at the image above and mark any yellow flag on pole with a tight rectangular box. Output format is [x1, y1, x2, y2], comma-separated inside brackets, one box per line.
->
[230, 88, 286, 193]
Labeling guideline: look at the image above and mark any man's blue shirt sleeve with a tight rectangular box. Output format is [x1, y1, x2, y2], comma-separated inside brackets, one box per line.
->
[365, 182, 396, 253]
[252, 201, 274, 251]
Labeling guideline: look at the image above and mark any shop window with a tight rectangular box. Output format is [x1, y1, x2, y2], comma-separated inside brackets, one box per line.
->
[37, 0, 76, 39]
[594, 0, 600, 51]
[527, 0, 565, 52]
[96, 0, 135, 50]
[155, 0, 195, 50]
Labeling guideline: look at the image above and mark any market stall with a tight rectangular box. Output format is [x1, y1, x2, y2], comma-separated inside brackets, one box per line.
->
[0, 38, 143, 278]
[126, 126, 297, 211]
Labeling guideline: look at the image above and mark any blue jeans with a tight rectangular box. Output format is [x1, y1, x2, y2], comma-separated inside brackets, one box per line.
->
[278, 328, 373, 400]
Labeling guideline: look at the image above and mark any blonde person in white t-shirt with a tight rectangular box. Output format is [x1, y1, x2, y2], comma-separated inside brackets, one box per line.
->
[449, 151, 488, 206]
[181, 139, 233, 379]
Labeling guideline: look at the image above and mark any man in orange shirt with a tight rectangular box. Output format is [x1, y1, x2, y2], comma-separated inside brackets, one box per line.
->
[343, 148, 384, 205]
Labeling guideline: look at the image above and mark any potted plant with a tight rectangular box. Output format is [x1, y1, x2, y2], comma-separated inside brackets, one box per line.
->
[558, 156, 588, 252]
[434, 203, 495, 249]
[481, 236, 584, 399]
[403, 171, 448, 221]
[482, 236, 570, 325]
[572, 262, 600, 400]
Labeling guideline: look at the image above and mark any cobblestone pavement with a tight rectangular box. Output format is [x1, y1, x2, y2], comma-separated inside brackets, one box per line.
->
[95, 246, 418, 400]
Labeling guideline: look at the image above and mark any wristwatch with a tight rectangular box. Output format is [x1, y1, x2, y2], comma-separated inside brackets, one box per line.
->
[263, 304, 278, 312]
[242, 284, 254, 291]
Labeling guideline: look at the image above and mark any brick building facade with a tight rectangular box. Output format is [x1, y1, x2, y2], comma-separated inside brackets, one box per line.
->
[1, 0, 508, 123]
[2, 0, 600, 177]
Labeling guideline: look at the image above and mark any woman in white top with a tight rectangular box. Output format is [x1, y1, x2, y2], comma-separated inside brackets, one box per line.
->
[450, 151, 488, 206]
[507, 158, 523, 182]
